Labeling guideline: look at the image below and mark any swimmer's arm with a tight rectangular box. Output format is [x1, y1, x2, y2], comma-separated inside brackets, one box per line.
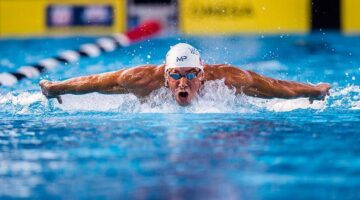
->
[39, 65, 164, 103]
[242, 70, 331, 101]
[39, 70, 127, 102]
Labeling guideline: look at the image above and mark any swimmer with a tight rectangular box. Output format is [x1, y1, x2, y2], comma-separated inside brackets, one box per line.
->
[39, 43, 331, 106]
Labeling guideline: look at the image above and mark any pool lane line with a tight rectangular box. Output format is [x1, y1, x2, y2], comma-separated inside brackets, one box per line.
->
[0, 20, 162, 87]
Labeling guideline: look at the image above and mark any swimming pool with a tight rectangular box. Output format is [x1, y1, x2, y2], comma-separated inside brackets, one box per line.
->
[1, 33, 360, 199]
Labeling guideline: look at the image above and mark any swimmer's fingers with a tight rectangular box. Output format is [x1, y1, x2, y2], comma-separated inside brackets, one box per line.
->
[309, 96, 324, 104]
[309, 98, 314, 104]
[309, 93, 326, 103]
[316, 83, 331, 101]
[56, 96, 63, 104]
[308, 83, 331, 104]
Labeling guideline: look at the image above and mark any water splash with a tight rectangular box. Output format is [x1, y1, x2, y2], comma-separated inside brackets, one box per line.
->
[331, 85, 360, 110]
[0, 92, 48, 114]
[1, 81, 359, 114]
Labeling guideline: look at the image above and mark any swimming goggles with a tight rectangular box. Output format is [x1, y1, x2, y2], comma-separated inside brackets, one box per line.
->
[168, 71, 199, 80]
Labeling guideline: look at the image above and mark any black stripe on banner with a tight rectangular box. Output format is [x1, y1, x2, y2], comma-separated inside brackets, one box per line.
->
[311, 0, 340, 30]
[10, 72, 27, 80]
[33, 64, 47, 73]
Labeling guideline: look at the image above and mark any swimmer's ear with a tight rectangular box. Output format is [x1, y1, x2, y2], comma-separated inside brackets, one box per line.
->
[198, 70, 205, 84]
[164, 73, 169, 88]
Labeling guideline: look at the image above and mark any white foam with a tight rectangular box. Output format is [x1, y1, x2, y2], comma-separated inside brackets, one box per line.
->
[57, 93, 140, 112]
[53, 80, 330, 113]
[351, 101, 360, 110]
[0, 92, 47, 114]
[1, 83, 359, 114]
[0, 92, 46, 106]
[244, 92, 327, 112]
[330, 85, 360, 110]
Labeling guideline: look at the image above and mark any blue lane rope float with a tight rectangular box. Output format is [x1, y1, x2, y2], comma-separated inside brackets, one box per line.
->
[0, 20, 162, 87]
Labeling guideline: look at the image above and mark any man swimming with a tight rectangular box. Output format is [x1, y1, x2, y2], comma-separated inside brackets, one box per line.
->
[40, 43, 330, 106]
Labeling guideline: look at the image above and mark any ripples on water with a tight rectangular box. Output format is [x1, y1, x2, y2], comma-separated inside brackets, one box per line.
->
[1, 81, 359, 199]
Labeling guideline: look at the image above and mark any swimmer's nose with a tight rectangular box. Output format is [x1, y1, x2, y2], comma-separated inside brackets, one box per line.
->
[178, 77, 188, 88]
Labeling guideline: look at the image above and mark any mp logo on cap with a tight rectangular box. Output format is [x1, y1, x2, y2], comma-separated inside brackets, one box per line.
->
[176, 56, 187, 62]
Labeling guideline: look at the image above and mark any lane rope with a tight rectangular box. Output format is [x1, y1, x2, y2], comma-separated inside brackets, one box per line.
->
[0, 20, 162, 87]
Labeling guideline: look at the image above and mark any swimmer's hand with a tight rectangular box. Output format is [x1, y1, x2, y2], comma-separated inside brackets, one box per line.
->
[39, 80, 63, 104]
[309, 83, 331, 103]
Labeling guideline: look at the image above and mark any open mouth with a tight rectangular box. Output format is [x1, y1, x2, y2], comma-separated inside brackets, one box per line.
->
[178, 92, 189, 98]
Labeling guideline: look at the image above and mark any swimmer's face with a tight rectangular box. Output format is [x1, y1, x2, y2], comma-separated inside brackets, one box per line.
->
[166, 67, 204, 106]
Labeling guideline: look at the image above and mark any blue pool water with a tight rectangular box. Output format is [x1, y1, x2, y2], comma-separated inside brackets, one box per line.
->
[0, 33, 360, 199]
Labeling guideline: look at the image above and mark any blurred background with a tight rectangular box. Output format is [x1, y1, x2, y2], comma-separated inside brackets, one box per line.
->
[0, 0, 359, 37]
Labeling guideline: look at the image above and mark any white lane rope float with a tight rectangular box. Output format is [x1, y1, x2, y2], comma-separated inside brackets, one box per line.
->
[0, 20, 162, 87]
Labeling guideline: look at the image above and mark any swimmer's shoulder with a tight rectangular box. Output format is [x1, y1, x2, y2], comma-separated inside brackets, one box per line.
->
[204, 63, 248, 72]
[204, 63, 239, 74]
[204, 64, 250, 81]
[121, 64, 165, 75]
[204, 63, 244, 69]
[119, 64, 165, 86]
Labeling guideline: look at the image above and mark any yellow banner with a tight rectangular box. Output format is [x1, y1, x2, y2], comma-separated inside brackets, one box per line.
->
[0, 0, 126, 37]
[342, 0, 360, 33]
[180, 0, 310, 34]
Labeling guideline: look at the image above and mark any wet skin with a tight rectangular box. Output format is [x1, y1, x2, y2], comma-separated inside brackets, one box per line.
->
[39, 64, 331, 106]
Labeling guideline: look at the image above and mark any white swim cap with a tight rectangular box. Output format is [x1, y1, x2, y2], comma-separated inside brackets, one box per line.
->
[165, 43, 203, 71]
